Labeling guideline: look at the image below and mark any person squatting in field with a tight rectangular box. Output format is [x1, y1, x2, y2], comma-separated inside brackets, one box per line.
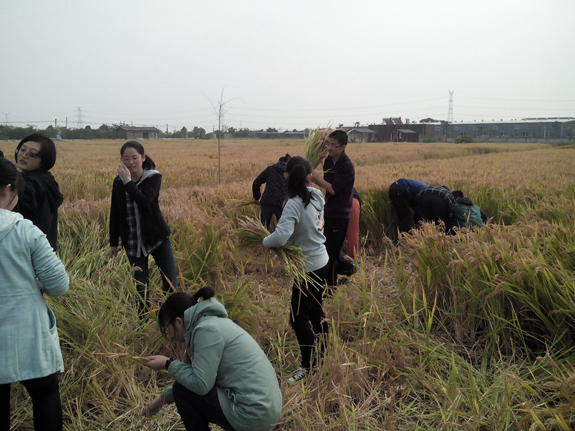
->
[109, 141, 178, 315]
[263, 156, 329, 384]
[142, 287, 282, 431]
[252, 153, 291, 228]
[451, 190, 487, 229]
[13, 134, 64, 252]
[0, 157, 70, 431]
[416, 185, 455, 231]
[388, 178, 429, 236]
[311, 130, 355, 287]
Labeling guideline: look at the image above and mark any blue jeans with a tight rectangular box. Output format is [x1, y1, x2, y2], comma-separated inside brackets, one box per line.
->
[0, 372, 62, 431]
[128, 237, 178, 314]
[172, 382, 235, 431]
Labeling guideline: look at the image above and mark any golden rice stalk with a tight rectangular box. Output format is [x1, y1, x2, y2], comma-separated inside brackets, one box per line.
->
[227, 198, 261, 207]
[236, 217, 308, 279]
[305, 126, 333, 168]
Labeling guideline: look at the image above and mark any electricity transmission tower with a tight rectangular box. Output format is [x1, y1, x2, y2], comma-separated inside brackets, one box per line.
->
[76, 107, 84, 128]
[447, 91, 454, 123]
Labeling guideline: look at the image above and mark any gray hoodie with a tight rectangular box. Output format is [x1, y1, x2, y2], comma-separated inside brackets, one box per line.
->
[263, 187, 328, 273]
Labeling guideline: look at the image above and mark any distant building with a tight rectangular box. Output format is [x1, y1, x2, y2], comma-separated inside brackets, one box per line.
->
[367, 117, 575, 142]
[343, 127, 377, 143]
[255, 131, 305, 139]
[116, 126, 161, 140]
[430, 118, 575, 141]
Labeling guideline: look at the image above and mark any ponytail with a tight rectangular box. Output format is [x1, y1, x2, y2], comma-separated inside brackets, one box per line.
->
[158, 287, 215, 335]
[120, 141, 156, 170]
[286, 156, 312, 207]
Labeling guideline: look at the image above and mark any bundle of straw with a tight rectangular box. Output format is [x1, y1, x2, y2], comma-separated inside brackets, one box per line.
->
[304, 126, 333, 168]
[236, 217, 307, 279]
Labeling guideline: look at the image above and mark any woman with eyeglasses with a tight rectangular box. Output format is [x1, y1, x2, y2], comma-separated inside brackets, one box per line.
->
[14, 134, 63, 252]
[143, 287, 282, 431]
[0, 157, 70, 431]
[109, 141, 178, 315]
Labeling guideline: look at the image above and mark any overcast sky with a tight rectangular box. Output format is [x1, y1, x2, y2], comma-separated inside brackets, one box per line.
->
[1, 0, 574, 132]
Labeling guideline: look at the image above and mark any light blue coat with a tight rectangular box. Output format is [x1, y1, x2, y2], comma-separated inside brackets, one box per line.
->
[161, 298, 283, 431]
[263, 187, 328, 273]
[0, 209, 69, 384]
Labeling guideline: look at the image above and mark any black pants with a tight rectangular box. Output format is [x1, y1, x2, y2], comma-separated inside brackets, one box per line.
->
[259, 204, 283, 229]
[127, 237, 178, 314]
[324, 217, 349, 286]
[0, 372, 62, 431]
[389, 182, 414, 234]
[290, 265, 329, 371]
[173, 382, 235, 431]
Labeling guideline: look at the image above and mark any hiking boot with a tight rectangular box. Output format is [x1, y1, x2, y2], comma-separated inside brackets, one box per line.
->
[286, 367, 309, 385]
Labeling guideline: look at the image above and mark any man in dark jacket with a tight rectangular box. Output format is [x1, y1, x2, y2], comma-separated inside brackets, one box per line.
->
[311, 130, 355, 287]
[252, 154, 291, 228]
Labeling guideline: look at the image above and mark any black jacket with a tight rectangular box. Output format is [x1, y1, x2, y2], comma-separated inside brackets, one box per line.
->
[252, 162, 288, 207]
[109, 170, 170, 251]
[15, 171, 63, 251]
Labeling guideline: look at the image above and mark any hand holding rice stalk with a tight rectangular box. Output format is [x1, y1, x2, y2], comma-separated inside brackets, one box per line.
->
[305, 126, 333, 168]
[236, 217, 308, 280]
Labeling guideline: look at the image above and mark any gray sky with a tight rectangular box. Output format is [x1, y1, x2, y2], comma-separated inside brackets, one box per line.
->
[1, 0, 574, 132]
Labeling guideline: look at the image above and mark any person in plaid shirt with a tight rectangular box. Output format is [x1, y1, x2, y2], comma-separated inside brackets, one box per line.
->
[109, 141, 178, 315]
[416, 185, 455, 231]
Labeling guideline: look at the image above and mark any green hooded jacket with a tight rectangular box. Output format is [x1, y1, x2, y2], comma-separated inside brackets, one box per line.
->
[161, 298, 282, 431]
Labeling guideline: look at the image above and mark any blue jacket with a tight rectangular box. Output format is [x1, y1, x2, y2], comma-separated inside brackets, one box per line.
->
[0, 209, 69, 384]
[396, 178, 428, 206]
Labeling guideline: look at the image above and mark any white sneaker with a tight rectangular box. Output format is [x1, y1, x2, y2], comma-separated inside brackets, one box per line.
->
[287, 367, 309, 384]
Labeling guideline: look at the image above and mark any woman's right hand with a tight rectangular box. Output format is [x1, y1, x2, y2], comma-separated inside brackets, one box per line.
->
[143, 396, 165, 417]
[117, 163, 131, 183]
[109, 246, 119, 258]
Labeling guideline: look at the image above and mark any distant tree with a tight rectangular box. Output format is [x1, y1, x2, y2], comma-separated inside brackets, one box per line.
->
[420, 117, 439, 123]
[227, 126, 236, 134]
[266, 127, 278, 133]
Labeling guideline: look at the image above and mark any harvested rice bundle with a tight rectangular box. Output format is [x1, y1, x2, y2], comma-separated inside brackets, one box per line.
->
[237, 217, 308, 279]
[304, 127, 333, 168]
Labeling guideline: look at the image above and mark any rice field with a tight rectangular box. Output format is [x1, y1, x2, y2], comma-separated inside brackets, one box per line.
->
[2, 138, 575, 430]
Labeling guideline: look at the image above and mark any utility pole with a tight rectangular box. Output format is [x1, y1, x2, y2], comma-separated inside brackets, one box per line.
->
[2, 113, 9, 124]
[447, 91, 454, 123]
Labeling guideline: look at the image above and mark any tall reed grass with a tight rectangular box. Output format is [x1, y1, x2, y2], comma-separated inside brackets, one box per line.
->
[6, 139, 575, 430]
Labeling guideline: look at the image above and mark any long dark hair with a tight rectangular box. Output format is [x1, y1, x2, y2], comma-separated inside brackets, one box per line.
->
[158, 287, 215, 335]
[286, 156, 313, 207]
[15, 133, 57, 171]
[120, 141, 156, 170]
[0, 157, 24, 196]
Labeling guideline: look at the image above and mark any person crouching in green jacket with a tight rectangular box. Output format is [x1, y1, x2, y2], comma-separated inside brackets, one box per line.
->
[451, 190, 487, 229]
[143, 287, 283, 431]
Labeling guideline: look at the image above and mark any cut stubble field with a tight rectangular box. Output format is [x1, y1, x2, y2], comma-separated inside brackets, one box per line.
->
[2, 138, 575, 430]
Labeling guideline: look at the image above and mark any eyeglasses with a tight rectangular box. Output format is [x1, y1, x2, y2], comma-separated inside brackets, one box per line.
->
[325, 142, 342, 148]
[18, 148, 40, 159]
[122, 156, 142, 163]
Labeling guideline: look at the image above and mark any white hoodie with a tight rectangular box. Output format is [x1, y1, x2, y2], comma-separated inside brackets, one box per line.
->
[263, 187, 328, 273]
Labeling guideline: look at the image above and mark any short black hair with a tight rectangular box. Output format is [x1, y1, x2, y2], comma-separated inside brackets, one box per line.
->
[278, 153, 291, 163]
[15, 133, 57, 171]
[0, 157, 25, 195]
[452, 190, 464, 199]
[329, 130, 348, 147]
